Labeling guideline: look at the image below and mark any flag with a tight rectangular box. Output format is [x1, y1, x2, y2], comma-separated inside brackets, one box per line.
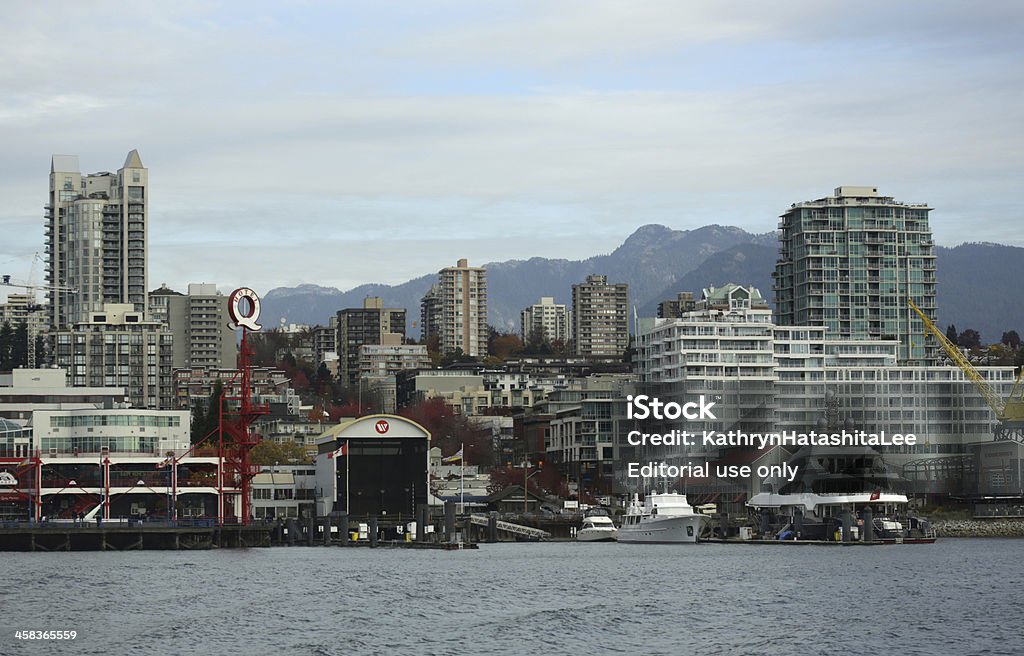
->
[328, 441, 349, 459]
[869, 487, 881, 501]
[443, 447, 463, 463]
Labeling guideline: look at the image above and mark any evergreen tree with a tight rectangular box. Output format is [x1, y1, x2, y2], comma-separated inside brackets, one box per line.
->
[191, 379, 225, 444]
[958, 329, 982, 350]
[0, 321, 12, 370]
[945, 324, 958, 346]
[11, 322, 29, 368]
[33, 334, 46, 366]
[1002, 330, 1021, 350]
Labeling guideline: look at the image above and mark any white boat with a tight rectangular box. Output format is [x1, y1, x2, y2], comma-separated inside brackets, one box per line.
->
[618, 492, 707, 543]
[747, 446, 936, 543]
[576, 513, 618, 542]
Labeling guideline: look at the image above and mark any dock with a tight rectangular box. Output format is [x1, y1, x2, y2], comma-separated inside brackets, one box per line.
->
[0, 522, 272, 552]
[702, 537, 935, 546]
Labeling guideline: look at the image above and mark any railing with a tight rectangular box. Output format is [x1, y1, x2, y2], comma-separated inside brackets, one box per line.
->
[469, 514, 550, 540]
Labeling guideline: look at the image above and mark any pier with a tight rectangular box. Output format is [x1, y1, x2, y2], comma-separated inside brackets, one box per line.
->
[0, 521, 272, 552]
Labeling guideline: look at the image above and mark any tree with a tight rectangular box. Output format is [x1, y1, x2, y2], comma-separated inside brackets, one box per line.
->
[250, 439, 311, 466]
[191, 379, 224, 444]
[958, 329, 982, 350]
[488, 329, 524, 361]
[314, 362, 336, 398]
[945, 324, 958, 346]
[488, 462, 568, 498]
[523, 328, 552, 355]
[1002, 330, 1021, 350]
[11, 322, 28, 368]
[33, 334, 46, 366]
[440, 347, 476, 367]
[399, 397, 489, 461]
[0, 321, 12, 370]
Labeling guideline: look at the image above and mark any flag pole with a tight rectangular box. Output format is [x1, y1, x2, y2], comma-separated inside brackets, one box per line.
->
[460, 442, 464, 515]
[345, 439, 350, 515]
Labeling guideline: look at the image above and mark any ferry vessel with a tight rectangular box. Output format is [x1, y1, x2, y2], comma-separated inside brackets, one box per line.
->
[618, 492, 707, 543]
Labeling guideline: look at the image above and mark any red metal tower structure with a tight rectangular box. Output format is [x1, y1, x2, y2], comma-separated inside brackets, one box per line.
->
[217, 329, 269, 525]
[216, 288, 269, 526]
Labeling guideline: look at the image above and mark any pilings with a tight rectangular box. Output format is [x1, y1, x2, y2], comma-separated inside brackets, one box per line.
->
[368, 517, 379, 548]
[444, 502, 456, 542]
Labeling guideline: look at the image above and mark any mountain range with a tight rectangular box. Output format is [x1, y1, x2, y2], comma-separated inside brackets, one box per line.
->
[260, 225, 1024, 345]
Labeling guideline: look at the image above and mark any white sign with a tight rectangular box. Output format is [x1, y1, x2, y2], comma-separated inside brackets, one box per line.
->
[0, 471, 17, 487]
[228, 287, 262, 331]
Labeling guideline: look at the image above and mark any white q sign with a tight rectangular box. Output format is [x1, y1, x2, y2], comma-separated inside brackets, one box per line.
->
[228, 287, 263, 331]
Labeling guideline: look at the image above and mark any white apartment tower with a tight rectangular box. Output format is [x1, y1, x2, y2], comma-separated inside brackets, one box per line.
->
[422, 259, 488, 357]
[46, 150, 148, 329]
[521, 297, 570, 346]
[774, 186, 937, 362]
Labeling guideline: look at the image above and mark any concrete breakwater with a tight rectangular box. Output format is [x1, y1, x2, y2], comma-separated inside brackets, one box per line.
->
[933, 519, 1024, 538]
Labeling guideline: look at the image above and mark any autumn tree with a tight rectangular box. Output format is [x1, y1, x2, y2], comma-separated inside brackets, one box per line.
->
[250, 439, 311, 466]
[488, 462, 568, 498]
[400, 397, 490, 463]
[488, 329, 524, 361]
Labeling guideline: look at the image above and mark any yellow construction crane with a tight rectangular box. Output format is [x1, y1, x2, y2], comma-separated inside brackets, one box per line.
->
[909, 299, 1024, 443]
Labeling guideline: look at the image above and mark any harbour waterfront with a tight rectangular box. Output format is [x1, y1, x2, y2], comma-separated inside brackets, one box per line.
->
[3, 540, 1023, 656]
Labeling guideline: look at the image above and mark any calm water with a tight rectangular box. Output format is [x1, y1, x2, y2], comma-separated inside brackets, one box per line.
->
[2, 539, 1022, 656]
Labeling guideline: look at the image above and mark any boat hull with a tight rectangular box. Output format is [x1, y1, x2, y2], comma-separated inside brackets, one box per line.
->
[618, 515, 704, 543]
[576, 529, 618, 542]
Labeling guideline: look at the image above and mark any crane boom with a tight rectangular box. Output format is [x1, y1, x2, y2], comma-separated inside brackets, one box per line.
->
[908, 300, 1024, 425]
[907, 299, 1009, 417]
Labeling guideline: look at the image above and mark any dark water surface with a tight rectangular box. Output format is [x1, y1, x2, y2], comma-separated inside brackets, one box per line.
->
[2, 539, 1022, 655]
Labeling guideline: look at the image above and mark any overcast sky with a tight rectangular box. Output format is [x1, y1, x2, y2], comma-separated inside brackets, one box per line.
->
[1, 1, 1022, 298]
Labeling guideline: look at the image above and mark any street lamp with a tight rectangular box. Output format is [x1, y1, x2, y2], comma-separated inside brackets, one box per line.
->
[522, 461, 542, 515]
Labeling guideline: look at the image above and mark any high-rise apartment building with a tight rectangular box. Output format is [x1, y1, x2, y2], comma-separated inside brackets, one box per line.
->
[46, 150, 148, 329]
[571, 275, 629, 358]
[154, 283, 238, 370]
[337, 297, 406, 388]
[419, 285, 441, 344]
[773, 186, 937, 362]
[521, 297, 570, 346]
[0, 294, 48, 339]
[421, 259, 488, 357]
[312, 319, 337, 366]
